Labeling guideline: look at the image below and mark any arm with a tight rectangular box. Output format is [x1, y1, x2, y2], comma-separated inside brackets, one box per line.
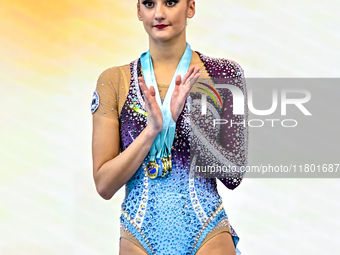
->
[217, 72, 248, 190]
[91, 68, 162, 200]
[92, 116, 158, 200]
[190, 60, 248, 190]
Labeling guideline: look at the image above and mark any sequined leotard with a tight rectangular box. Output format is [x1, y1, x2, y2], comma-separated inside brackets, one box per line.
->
[91, 51, 248, 255]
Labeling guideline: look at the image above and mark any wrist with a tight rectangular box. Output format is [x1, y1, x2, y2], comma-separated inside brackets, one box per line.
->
[144, 125, 160, 140]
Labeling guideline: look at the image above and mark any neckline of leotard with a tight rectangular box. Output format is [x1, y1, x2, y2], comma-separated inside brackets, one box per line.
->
[139, 50, 206, 88]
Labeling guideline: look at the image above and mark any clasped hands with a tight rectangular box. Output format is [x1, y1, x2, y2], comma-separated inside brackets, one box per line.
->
[138, 66, 201, 133]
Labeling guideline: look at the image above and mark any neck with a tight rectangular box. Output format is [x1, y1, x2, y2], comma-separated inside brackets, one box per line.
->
[148, 32, 188, 70]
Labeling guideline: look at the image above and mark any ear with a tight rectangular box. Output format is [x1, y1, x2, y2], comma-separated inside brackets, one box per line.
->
[137, 3, 143, 21]
[187, 0, 195, 19]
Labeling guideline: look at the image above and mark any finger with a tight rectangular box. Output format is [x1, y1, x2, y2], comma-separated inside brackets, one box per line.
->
[189, 72, 201, 90]
[182, 66, 195, 84]
[184, 66, 200, 86]
[182, 66, 194, 84]
[190, 67, 200, 80]
[138, 76, 146, 82]
[184, 69, 200, 91]
[189, 67, 200, 80]
[172, 76, 180, 96]
[138, 77, 147, 93]
[149, 85, 156, 97]
[139, 78, 152, 106]
[175, 75, 182, 86]
[138, 76, 146, 84]
[192, 70, 201, 82]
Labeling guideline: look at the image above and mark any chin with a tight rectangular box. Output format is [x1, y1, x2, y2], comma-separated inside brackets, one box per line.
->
[151, 32, 183, 42]
[150, 34, 174, 42]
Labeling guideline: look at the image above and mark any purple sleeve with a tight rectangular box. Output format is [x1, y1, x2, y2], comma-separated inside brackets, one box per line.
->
[217, 77, 249, 189]
[190, 60, 249, 190]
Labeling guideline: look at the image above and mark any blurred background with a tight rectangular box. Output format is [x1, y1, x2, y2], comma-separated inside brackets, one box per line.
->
[1, 0, 340, 254]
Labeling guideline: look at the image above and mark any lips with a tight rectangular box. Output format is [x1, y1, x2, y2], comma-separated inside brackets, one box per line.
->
[155, 25, 168, 29]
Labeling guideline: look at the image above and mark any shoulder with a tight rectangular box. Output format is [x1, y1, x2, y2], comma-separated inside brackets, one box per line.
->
[221, 57, 245, 77]
[198, 52, 245, 78]
[97, 63, 131, 80]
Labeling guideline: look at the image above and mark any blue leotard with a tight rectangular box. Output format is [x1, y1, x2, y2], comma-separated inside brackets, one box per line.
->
[99, 52, 248, 254]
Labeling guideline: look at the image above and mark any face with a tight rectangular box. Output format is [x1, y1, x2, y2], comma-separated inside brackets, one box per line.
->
[137, 0, 195, 42]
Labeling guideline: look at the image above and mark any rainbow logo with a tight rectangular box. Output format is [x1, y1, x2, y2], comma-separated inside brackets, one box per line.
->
[196, 82, 223, 107]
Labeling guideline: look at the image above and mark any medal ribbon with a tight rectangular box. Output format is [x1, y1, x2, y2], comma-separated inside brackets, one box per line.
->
[140, 43, 192, 177]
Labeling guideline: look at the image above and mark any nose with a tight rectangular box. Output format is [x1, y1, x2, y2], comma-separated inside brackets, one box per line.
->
[154, 4, 166, 22]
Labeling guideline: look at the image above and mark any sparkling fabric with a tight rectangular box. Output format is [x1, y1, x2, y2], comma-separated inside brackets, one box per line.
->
[92, 51, 247, 255]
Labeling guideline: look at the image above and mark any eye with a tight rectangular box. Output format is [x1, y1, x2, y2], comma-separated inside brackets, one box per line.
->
[166, 0, 178, 6]
[142, 1, 154, 8]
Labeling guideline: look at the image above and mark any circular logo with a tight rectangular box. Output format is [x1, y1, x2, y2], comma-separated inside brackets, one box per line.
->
[91, 91, 100, 113]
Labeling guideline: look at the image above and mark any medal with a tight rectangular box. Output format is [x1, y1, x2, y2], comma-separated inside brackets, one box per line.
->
[140, 43, 192, 179]
[147, 161, 159, 179]
[168, 154, 172, 173]
[161, 157, 168, 172]
[160, 157, 169, 177]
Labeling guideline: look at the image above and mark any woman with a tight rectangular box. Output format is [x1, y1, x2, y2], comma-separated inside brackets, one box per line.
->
[91, 0, 248, 254]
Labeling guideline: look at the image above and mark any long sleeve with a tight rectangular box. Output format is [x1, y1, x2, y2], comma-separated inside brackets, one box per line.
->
[189, 58, 249, 190]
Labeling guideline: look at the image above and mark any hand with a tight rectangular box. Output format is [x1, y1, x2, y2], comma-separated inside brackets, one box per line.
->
[138, 77, 163, 134]
[170, 66, 201, 122]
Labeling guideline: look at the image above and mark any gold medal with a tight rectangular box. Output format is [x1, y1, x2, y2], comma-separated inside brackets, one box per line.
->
[168, 154, 172, 173]
[146, 161, 158, 179]
[160, 157, 169, 177]
[163, 157, 169, 172]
